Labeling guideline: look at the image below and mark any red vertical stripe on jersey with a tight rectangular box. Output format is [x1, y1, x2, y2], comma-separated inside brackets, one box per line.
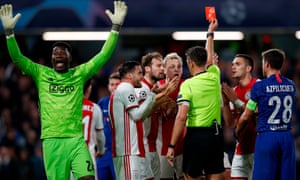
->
[109, 94, 117, 157]
[136, 120, 145, 157]
[147, 112, 159, 152]
[124, 156, 131, 180]
[275, 74, 282, 83]
[124, 111, 131, 155]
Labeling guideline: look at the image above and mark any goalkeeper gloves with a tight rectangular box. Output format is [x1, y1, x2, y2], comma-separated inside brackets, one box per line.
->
[105, 1, 127, 32]
[0, 4, 21, 35]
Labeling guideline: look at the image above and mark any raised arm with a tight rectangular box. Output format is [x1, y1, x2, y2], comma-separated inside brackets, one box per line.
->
[0, 4, 37, 74]
[205, 19, 218, 67]
[84, 1, 128, 77]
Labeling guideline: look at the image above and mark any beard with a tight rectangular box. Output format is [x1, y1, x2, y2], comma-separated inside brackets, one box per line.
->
[151, 73, 165, 82]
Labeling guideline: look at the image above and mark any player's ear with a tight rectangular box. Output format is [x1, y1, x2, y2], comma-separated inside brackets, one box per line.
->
[246, 65, 252, 72]
[126, 72, 133, 80]
[144, 66, 151, 73]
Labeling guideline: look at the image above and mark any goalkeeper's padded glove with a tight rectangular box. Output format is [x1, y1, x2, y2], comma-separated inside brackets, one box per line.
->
[105, 1, 127, 31]
[0, 4, 21, 35]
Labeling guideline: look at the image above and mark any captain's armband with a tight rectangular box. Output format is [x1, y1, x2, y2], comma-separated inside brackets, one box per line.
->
[246, 99, 257, 111]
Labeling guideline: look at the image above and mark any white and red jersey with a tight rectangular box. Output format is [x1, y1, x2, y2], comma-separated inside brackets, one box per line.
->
[157, 79, 184, 156]
[233, 78, 259, 155]
[109, 82, 145, 157]
[135, 78, 159, 153]
[82, 98, 104, 156]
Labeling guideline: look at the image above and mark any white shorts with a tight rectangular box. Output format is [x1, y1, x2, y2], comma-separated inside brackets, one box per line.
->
[223, 152, 231, 169]
[113, 155, 154, 180]
[231, 153, 254, 179]
[146, 151, 160, 180]
[159, 154, 183, 179]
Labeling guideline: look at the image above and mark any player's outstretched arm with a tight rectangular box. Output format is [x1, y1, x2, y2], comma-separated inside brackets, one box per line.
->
[0, 4, 35, 73]
[84, 1, 128, 77]
[0, 4, 21, 36]
[205, 19, 218, 67]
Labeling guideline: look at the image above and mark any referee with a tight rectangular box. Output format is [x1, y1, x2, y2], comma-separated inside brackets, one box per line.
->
[167, 19, 225, 180]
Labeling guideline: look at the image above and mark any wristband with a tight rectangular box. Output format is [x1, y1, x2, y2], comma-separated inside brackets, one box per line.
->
[111, 24, 121, 32]
[234, 99, 245, 109]
[168, 144, 175, 148]
[207, 32, 214, 38]
[6, 33, 15, 39]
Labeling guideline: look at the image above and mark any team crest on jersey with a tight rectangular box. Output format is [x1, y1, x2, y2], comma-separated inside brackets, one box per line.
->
[139, 90, 147, 99]
[245, 91, 251, 100]
[128, 94, 136, 102]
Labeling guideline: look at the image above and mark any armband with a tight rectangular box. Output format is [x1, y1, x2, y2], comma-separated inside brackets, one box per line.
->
[168, 144, 175, 149]
[246, 99, 257, 111]
[207, 32, 214, 38]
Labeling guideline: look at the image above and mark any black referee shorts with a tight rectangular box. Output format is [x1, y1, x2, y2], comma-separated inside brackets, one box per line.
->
[182, 126, 225, 178]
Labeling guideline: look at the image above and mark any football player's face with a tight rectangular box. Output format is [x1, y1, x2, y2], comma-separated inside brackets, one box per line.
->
[149, 58, 165, 81]
[232, 57, 247, 79]
[164, 58, 182, 79]
[108, 78, 120, 93]
[132, 65, 143, 88]
[51, 46, 71, 73]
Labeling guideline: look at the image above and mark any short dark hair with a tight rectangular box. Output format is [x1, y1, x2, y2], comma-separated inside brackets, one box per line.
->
[118, 61, 141, 79]
[262, 48, 285, 70]
[52, 41, 72, 53]
[185, 46, 207, 67]
[235, 54, 254, 72]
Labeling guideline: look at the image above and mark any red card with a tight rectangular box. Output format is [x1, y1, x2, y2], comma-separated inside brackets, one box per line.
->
[205, 6, 216, 21]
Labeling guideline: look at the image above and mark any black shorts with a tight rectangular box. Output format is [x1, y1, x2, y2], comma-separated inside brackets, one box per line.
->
[182, 126, 225, 178]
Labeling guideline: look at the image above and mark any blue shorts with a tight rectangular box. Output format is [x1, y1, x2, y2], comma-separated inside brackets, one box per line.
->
[96, 151, 116, 180]
[253, 131, 296, 180]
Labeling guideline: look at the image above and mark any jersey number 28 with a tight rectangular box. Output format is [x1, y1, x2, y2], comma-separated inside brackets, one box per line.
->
[267, 95, 293, 124]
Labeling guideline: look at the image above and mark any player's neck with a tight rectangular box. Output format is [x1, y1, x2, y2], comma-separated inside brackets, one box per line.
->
[267, 70, 281, 78]
[144, 75, 155, 85]
[238, 73, 252, 87]
[192, 66, 206, 76]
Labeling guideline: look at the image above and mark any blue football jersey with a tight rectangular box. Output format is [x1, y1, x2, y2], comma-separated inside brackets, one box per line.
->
[250, 74, 296, 133]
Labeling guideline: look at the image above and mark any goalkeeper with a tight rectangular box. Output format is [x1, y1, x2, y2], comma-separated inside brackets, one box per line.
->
[0, 1, 127, 180]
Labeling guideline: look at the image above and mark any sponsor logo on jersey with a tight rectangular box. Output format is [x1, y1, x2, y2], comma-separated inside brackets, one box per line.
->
[49, 84, 75, 93]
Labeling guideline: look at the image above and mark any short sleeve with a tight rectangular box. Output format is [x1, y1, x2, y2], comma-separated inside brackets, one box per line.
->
[177, 80, 191, 104]
[120, 84, 139, 110]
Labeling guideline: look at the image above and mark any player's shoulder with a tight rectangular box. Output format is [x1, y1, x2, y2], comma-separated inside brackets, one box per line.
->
[116, 82, 134, 92]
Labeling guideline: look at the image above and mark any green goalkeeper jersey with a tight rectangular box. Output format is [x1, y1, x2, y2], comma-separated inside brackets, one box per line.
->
[6, 32, 118, 139]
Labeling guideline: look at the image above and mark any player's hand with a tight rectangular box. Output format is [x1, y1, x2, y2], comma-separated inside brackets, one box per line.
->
[165, 76, 179, 96]
[96, 147, 106, 158]
[208, 19, 218, 32]
[222, 83, 238, 102]
[166, 147, 175, 167]
[0, 4, 21, 32]
[212, 53, 219, 65]
[105, 1, 127, 26]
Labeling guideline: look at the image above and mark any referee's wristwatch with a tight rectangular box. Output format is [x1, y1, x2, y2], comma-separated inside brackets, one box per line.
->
[168, 144, 175, 149]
